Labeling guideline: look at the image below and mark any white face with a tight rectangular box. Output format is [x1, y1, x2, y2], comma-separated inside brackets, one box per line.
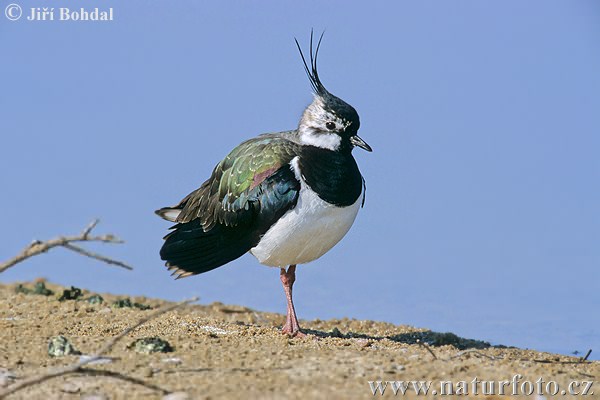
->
[297, 97, 350, 151]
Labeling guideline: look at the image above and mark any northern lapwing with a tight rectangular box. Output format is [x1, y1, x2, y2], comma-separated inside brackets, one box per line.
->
[156, 32, 371, 337]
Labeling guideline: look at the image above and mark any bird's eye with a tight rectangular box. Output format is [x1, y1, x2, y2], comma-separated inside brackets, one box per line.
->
[325, 122, 336, 130]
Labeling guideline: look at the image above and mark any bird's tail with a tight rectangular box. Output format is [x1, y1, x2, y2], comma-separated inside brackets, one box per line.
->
[155, 207, 182, 222]
[159, 219, 253, 279]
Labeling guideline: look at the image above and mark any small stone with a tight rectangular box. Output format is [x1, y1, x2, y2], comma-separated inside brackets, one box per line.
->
[48, 335, 81, 357]
[82, 395, 108, 400]
[58, 286, 83, 301]
[112, 298, 133, 308]
[60, 382, 81, 394]
[141, 367, 153, 378]
[112, 298, 152, 310]
[86, 295, 104, 304]
[162, 357, 182, 365]
[14, 284, 30, 294]
[32, 282, 54, 295]
[133, 302, 152, 310]
[128, 337, 173, 354]
[0, 369, 16, 387]
[15, 282, 54, 296]
[163, 392, 190, 400]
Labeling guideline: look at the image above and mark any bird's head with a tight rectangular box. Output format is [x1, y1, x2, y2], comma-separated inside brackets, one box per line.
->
[295, 32, 372, 154]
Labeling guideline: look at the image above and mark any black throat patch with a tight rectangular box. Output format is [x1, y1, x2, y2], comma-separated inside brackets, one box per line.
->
[297, 146, 363, 207]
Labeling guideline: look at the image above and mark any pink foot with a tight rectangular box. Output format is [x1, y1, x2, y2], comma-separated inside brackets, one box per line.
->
[281, 325, 307, 338]
[280, 265, 306, 338]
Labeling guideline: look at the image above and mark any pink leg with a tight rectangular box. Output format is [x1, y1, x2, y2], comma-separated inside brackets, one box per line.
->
[280, 265, 305, 337]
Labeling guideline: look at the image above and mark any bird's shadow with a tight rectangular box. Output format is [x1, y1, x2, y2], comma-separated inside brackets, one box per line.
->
[300, 327, 495, 350]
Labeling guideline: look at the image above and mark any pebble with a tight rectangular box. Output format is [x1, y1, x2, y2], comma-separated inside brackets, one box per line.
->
[0, 369, 16, 387]
[129, 337, 173, 354]
[48, 335, 80, 357]
[60, 382, 81, 394]
[163, 392, 190, 400]
[78, 355, 113, 365]
[162, 357, 182, 365]
[82, 395, 108, 400]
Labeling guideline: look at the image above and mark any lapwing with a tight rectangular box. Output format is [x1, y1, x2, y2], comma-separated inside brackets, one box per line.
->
[156, 32, 371, 337]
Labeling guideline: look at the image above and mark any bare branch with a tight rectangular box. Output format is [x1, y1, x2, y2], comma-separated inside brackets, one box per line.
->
[449, 349, 502, 361]
[62, 244, 131, 270]
[0, 297, 198, 398]
[416, 340, 438, 360]
[81, 219, 100, 238]
[76, 368, 170, 394]
[580, 349, 592, 363]
[530, 358, 593, 365]
[0, 220, 132, 273]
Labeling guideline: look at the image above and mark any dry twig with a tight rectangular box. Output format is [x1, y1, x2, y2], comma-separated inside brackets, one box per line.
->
[0, 219, 132, 273]
[531, 358, 594, 365]
[76, 368, 170, 393]
[580, 349, 592, 363]
[0, 297, 198, 398]
[449, 349, 502, 361]
[416, 340, 438, 360]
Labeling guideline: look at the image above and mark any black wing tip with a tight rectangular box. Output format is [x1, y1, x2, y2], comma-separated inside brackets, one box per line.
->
[159, 219, 250, 278]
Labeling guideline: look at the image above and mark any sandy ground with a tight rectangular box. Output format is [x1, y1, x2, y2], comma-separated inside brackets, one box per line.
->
[0, 281, 597, 400]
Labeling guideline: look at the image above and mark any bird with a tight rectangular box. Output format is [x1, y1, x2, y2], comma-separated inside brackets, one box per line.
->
[155, 32, 371, 337]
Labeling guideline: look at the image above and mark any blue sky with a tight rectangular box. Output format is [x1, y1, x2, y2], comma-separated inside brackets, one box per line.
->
[1, 1, 599, 358]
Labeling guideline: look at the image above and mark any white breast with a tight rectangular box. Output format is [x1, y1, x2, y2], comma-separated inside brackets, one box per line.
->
[250, 157, 362, 267]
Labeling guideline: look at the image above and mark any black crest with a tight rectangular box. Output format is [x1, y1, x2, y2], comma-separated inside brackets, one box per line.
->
[295, 30, 329, 96]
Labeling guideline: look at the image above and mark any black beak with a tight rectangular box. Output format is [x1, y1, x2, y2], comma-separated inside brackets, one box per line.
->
[350, 135, 372, 152]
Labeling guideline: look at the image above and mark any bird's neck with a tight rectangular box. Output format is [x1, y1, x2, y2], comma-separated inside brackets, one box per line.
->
[297, 145, 362, 207]
[297, 126, 342, 151]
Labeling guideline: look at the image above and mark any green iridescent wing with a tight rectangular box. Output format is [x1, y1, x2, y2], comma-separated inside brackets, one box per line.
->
[156, 133, 301, 277]
[168, 133, 299, 230]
